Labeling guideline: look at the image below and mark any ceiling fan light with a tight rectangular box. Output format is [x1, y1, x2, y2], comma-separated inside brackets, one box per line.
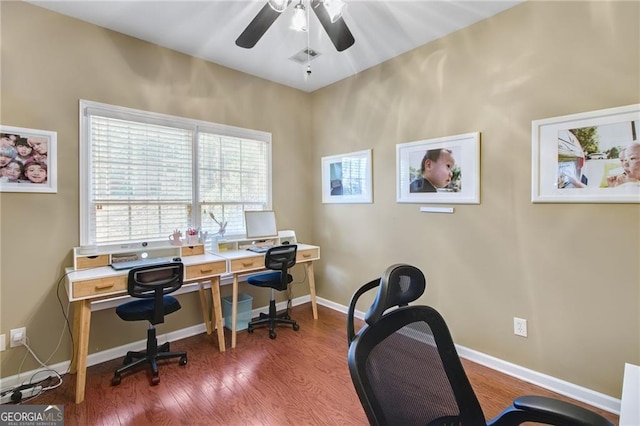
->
[267, 0, 288, 12]
[291, 3, 308, 32]
[323, 0, 346, 23]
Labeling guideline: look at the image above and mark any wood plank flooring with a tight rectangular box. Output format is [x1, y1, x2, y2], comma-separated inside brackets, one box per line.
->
[28, 304, 618, 425]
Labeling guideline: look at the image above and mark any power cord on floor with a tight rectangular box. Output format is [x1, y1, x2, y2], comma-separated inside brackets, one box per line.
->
[0, 363, 62, 405]
[0, 272, 73, 405]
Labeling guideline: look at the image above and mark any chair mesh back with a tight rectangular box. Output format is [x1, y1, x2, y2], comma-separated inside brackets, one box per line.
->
[366, 322, 460, 425]
[129, 263, 183, 298]
[264, 245, 297, 271]
[349, 306, 485, 426]
[264, 245, 297, 289]
[126, 262, 184, 325]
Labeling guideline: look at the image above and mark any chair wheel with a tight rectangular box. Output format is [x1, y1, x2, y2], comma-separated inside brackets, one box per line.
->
[112, 375, 121, 386]
[293, 323, 300, 331]
[179, 355, 187, 366]
[248, 326, 254, 333]
[269, 331, 277, 339]
[151, 375, 160, 386]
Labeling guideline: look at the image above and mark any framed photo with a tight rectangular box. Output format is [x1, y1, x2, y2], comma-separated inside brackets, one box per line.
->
[396, 132, 480, 204]
[321, 149, 372, 204]
[532, 104, 640, 203]
[0, 125, 57, 193]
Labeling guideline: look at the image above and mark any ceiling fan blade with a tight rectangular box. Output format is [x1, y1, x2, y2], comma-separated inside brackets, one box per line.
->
[311, 1, 355, 52]
[236, 3, 283, 49]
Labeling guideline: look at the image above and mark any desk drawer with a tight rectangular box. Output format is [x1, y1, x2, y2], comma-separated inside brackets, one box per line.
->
[186, 261, 226, 280]
[73, 276, 127, 299]
[230, 256, 263, 273]
[76, 255, 109, 270]
[297, 248, 319, 262]
[182, 245, 205, 256]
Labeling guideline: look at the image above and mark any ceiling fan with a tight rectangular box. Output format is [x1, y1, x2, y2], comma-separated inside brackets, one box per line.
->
[236, 0, 355, 52]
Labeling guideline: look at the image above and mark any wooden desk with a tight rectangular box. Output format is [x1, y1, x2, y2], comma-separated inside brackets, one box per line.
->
[66, 252, 227, 404]
[215, 243, 320, 348]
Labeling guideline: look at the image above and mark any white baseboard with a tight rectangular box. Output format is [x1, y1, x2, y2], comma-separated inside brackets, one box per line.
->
[455, 345, 620, 415]
[322, 296, 621, 415]
[0, 295, 621, 416]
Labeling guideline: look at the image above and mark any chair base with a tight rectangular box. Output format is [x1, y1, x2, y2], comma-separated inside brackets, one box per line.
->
[247, 299, 299, 339]
[112, 326, 187, 386]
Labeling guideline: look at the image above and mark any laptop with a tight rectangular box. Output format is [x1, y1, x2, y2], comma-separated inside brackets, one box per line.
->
[111, 257, 169, 271]
[247, 246, 270, 253]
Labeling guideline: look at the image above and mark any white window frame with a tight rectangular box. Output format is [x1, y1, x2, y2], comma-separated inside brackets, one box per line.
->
[79, 99, 272, 247]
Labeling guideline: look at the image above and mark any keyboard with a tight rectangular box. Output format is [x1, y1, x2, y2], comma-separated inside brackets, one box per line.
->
[110, 258, 170, 271]
[247, 246, 270, 253]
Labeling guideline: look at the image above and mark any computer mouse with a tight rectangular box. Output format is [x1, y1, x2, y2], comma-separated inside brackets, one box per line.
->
[172, 257, 181, 262]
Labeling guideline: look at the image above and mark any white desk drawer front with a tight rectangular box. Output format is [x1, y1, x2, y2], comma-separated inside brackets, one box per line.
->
[185, 261, 226, 280]
[73, 276, 127, 299]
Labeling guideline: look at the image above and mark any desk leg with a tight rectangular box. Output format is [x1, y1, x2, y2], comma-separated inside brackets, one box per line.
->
[210, 276, 226, 352]
[231, 274, 238, 348]
[306, 262, 318, 320]
[197, 282, 213, 335]
[74, 299, 91, 404]
[69, 301, 81, 374]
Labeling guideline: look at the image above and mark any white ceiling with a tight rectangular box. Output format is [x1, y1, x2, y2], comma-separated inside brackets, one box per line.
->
[27, 0, 523, 92]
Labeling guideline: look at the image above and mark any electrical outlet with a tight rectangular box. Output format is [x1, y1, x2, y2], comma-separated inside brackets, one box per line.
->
[10, 327, 26, 347]
[0, 334, 5, 351]
[513, 317, 527, 337]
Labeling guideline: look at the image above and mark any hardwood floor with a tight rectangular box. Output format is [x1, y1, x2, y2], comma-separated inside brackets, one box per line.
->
[28, 304, 618, 425]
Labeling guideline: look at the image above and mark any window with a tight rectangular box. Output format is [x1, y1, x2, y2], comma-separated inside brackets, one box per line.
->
[80, 100, 271, 246]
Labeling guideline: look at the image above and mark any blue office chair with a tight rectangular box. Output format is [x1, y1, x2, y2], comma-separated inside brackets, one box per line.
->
[347, 264, 614, 426]
[112, 262, 187, 386]
[246, 244, 300, 339]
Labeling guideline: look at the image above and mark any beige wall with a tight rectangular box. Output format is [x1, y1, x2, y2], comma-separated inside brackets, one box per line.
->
[311, 1, 639, 398]
[1, 0, 638, 400]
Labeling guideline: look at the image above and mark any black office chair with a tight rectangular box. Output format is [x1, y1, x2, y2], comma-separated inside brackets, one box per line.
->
[246, 244, 300, 339]
[112, 262, 188, 386]
[347, 264, 614, 426]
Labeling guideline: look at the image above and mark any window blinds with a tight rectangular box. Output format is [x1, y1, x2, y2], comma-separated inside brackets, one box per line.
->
[90, 116, 194, 243]
[198, 134, 269, 237]
[81, 101, 271, 246]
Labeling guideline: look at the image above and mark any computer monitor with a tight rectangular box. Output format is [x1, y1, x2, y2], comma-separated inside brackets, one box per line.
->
[244, 210, 278, 239]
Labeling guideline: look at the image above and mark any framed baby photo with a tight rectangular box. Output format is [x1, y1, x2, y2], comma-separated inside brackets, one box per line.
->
[396, 132, 480, 204]
[321, 149, 372, 204]
[531, 104, 640, 203]
[0, 125, 57, 193]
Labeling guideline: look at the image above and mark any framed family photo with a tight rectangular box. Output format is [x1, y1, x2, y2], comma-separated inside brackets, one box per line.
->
[396, 132, 480, 204]
[321, 149, 372, 204]
[0, 125, 57, 193]
[532, 104, 640, 203]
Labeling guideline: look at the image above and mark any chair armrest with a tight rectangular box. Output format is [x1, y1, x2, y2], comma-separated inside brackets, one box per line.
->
[489, 395, 614, 426]
[346, 278, 380, 347]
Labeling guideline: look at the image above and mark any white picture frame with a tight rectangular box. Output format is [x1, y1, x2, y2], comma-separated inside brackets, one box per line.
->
[532, 104, 640, 203]
[0, 125, 57, 193]
[396, 132, 480, 204]
[321, 149, 372, 204]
